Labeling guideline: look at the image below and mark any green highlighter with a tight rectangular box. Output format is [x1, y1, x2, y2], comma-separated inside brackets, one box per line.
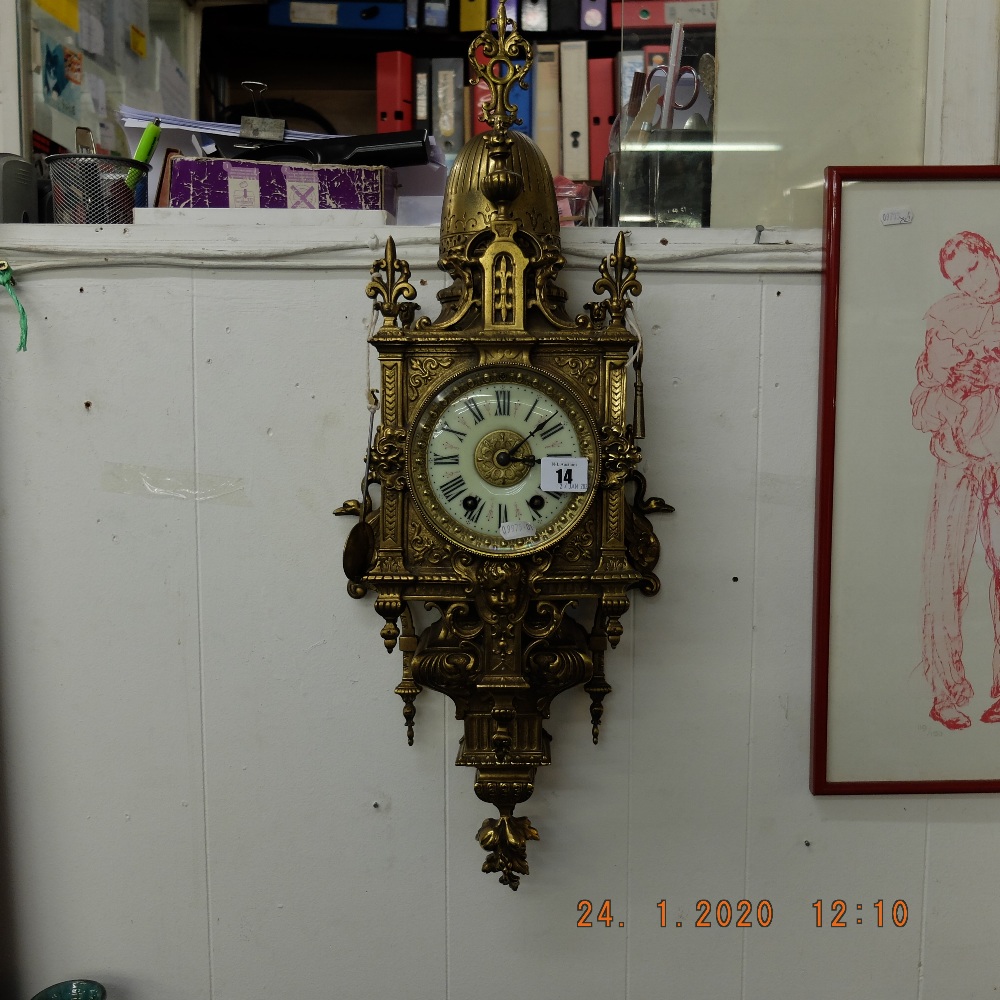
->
[126, 117, 161, 191]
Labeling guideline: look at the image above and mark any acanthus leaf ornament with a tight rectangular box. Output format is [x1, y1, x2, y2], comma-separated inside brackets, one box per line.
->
[370, 426, 408, 491]
[476, 813, 538, 891]
[338, 1, 672, 889]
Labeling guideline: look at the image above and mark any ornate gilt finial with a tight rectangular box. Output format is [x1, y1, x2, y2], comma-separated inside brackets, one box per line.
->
[588, 230, 643, 327]
[365, 236, 418, 329]
[468, 1, 533, 134]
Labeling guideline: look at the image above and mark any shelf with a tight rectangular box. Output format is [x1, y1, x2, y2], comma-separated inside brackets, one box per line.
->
[198, 5, 713, 137]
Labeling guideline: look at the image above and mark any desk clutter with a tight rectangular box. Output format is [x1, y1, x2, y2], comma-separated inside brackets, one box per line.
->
[13, 2, 715, 226]
[12, 111, 440, 224]
[115, 108, 444, 225]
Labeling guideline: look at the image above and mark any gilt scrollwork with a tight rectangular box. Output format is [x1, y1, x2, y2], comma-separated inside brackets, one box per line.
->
[441, 598, 484, 641]
[411, 647, 478, 693]
[554, 512, 596, 564]
[407, 514, 451, 566]
[370, 427, 408, 491]
[550, 354, 599, 402]
[525, 645, 591, 693]
[407, 355, 454, 401]
[532, 277, 590, 331]
[600, 424, 641, 486]
[415, 255, 477, 332]
[522, 598, 570, 640]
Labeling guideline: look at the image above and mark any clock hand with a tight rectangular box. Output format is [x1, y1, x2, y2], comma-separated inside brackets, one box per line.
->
[507, 412, 558, 459]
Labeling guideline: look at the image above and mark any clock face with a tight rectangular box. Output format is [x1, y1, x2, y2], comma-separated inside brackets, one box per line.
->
[408, 364, 600, 556]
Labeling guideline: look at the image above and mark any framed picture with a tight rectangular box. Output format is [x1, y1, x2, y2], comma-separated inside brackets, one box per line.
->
[813, 165, 1000, 793]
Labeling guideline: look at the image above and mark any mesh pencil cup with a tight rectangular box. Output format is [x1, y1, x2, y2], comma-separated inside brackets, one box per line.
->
[45, 154, 150, 224]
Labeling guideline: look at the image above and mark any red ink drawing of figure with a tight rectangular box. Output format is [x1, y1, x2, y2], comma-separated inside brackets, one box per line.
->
[912, 231, 1000, 730]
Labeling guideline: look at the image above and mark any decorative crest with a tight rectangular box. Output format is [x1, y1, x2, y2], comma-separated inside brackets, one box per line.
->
[468, 0, 533, 133]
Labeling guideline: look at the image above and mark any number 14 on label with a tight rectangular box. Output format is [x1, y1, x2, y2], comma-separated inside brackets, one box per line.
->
[540, 457, 588, 493]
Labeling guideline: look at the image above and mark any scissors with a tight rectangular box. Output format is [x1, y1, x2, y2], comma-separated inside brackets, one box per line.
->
[644, 63, 700, 130]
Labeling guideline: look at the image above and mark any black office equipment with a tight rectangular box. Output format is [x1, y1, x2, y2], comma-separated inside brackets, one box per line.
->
[212, 129, 431, 169]
[0, 154, 39, 223]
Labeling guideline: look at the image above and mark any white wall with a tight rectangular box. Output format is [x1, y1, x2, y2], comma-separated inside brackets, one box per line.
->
[713, 0, 931, 227]
[713, 0, 1000, 227]
[0, 223, 997, 999]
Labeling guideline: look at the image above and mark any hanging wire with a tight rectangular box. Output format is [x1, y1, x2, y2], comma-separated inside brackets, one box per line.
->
[0, 261, 28, 351]
[625, 306, 645, 438]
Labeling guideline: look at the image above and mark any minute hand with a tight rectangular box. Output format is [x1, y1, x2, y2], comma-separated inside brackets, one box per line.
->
[507, 412, 559, 459]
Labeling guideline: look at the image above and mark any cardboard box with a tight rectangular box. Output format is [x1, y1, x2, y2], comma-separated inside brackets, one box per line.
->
[167, 157, 398, 218]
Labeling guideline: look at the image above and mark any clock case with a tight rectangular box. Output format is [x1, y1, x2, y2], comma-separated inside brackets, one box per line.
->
[338, 4, 668, 889]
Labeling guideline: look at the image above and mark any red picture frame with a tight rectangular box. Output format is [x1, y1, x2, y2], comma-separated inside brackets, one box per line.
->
[813, 164, 1000, 793]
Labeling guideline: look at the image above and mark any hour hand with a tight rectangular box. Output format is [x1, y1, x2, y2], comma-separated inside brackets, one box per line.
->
[494, 447, 535, 468]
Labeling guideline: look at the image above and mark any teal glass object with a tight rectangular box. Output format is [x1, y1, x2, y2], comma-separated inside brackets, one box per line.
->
[30, 982, 106, 1000]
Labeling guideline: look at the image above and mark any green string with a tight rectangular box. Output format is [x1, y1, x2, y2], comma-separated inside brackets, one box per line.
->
[0, 262, 27, 352]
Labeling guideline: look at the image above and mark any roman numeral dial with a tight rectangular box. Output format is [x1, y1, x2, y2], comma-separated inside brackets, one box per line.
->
[408, 365, 600, 555]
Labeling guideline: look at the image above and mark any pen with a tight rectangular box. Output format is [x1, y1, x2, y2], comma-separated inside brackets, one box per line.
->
[126, 117, 160, 191]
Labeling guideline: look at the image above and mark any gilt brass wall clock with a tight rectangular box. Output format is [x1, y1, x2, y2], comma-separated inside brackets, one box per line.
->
[336, 3, 670, 889]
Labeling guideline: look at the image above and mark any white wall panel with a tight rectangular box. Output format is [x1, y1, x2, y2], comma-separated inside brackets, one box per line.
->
[920, 797, 1000, 998]
[743, 275, 927, 998]
[190, 266, 449, 998]
[0, 267, 209, 998]
[1, 224, 999, 1000]
[623, 273, 761, 997]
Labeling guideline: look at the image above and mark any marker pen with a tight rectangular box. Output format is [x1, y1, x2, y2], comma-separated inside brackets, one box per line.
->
[126, 118, 161, 191]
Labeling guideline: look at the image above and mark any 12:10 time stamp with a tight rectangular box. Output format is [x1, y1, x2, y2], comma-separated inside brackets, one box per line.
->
[576, 899, 910, 928]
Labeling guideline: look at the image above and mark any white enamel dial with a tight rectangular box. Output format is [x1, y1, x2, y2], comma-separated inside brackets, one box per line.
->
[408, 365, 600, 555]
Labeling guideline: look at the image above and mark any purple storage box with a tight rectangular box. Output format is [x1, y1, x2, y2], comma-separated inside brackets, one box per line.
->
[167, 157, 398, 216]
